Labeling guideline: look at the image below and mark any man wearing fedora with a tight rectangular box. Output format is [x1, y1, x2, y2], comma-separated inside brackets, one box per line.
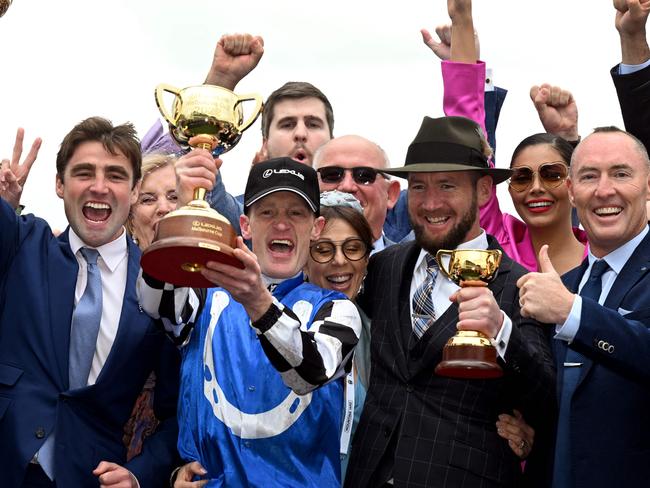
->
[345, 116, 555, 488]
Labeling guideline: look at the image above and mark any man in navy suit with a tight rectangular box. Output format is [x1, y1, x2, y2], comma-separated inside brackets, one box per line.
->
[518, 126, 650, 487]
[0, 118, 179, 487]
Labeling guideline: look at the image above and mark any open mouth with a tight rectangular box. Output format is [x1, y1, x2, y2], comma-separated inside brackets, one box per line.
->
[594, 206, 622, 217]
[526, 200, 553, 212]
[268, 239, 295, 254]
[82, 202, 111, 222]
[326, 273, 353, 288]
[425, 215, 449, 225]
[292, 148, 308, 163]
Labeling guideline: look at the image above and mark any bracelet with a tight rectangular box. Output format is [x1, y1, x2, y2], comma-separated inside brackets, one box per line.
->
[169, 466, 181, 487]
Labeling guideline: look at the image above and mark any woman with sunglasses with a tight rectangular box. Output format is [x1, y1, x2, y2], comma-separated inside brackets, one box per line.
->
[504, 134, 586, 273]
[302, 191, 373, 481]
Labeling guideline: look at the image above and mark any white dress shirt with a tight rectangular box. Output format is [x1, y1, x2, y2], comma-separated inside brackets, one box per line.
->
[409, 230, 512, 358]
[68, 227, 129, 385]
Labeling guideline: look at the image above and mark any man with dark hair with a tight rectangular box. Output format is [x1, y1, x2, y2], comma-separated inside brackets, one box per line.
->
[518, 126, 650, 487]
[345, 116, 555, 488]
[0, 117, 180, 488]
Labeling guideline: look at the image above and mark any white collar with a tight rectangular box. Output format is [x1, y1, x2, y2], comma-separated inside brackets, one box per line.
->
[587, 225, 649, 275]
[68, 226, 128, 272]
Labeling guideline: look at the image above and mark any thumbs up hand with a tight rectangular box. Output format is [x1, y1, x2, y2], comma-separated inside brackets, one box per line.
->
[516, 245, 576, 324]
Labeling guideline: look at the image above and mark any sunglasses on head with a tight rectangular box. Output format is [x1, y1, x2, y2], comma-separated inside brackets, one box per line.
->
[310, 238, 369, 263]
[317, 166, 388, 185]
[508, 161, 569, 192]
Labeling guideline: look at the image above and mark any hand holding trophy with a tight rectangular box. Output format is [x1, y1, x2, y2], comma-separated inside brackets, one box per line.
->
[140, 84, 263, 287]
[434, 249, 504, 379]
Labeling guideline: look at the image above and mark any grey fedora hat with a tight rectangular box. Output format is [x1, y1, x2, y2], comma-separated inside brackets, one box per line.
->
[386, 116, 512, 184]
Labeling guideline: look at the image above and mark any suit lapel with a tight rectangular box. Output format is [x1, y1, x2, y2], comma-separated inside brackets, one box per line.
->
[603, 235, 650, 310]
[51, 229, 78, 389]
[406, 302, 458, 378]
[575, 235, 650, 387]
[559, 260, 590, 389]
[406, 236, 511, 378]
[94, 238, 148, 386]
[389, 242, 420, 380]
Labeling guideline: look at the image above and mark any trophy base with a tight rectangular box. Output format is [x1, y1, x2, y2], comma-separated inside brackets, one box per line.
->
[141, 237, 243, 287]
[434, 331, 503, 379]
[140, 200, 243, 287]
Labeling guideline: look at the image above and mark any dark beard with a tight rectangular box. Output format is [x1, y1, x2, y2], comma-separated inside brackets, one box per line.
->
[410, 191, 478, 254]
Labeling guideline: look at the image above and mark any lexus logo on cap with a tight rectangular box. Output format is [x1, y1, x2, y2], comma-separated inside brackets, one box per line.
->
[262, 168, 305, 180]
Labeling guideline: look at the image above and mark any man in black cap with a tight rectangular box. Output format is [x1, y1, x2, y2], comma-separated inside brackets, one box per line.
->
[345, 116, 555, 488]
[139, 157, 361, 487]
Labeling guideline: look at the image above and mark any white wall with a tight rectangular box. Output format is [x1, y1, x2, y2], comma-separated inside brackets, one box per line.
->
[0, 0, 625, 229]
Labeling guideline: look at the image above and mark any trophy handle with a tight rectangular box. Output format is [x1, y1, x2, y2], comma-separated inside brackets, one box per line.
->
[435, 250, 454, 279]
[155, 83, 182, 126]
[234, 93, 264, 133]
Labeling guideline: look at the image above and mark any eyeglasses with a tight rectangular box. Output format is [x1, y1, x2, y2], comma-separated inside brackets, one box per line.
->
[317, 166, 388, 186]
[310, 238, 369, 263]
[508, 161, 569, 192]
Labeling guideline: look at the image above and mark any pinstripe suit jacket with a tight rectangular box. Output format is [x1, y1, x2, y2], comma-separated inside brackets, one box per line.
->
[345, 236, 556, 488]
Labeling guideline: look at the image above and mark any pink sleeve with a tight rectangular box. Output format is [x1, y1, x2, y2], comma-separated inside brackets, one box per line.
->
[441, 60, 507, 246]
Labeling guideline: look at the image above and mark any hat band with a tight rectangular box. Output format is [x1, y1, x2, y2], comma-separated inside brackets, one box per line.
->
[406, 141, 488, 168]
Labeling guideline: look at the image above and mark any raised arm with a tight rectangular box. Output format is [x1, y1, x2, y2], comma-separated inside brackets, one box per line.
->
[611, 0, 650, 151]
[204, 33, 264, 89]
[529, 84, 580, 143]
[143, 34, 266, 231]
[615, 0, 650, 64]
[0, 128, 42, 210]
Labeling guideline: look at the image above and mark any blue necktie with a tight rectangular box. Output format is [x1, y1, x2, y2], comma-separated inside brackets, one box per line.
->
[68, 247, 103, 389]
[36, 248, 103, 480]
[553, 259, 609, 488]
[412, 254, 438, 339]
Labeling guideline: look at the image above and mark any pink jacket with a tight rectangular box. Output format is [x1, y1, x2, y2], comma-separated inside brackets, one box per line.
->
[441, 60, 587, 271]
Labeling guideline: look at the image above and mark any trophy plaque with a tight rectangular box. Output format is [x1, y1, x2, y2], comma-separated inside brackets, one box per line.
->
[434, 249, 504, 379]
[140, 84, 263, 287]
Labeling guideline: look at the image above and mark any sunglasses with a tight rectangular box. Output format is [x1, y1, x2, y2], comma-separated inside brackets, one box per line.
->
[310, 238, 369, 263]
[317, 166, 388, 185]
[508, 161, 569, 192]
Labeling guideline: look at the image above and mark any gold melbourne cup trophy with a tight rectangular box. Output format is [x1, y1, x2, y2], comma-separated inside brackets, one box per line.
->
[140, 84, 263, 287]
[434, 249, 504, 379]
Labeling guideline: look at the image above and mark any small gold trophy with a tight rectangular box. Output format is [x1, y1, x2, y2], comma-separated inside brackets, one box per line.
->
[140, 84, 263, 287]
[434, 249, 504, 379]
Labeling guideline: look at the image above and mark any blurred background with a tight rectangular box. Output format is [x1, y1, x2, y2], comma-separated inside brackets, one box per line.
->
[0, 0, 624, 229]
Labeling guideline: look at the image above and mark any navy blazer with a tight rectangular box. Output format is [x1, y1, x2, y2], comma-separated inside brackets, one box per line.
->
[554, 228, 650, 487]
[0, 198, 180, 487]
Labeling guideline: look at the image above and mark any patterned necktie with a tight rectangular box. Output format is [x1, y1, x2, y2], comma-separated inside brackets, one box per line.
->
[412, 254, 438, 339]
[68, 247, 103, 389]
[553, 259, 609, 487]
